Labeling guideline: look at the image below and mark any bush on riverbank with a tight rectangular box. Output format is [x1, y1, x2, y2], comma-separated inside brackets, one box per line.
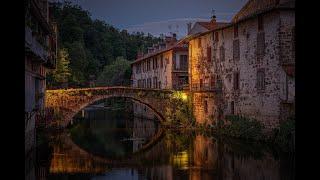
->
[217, 115, 265, 141]
[164, 91, 195, 127]
[271, 117, 295, 152]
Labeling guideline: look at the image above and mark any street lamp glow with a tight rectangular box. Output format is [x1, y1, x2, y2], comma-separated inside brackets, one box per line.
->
[181, 93, 188, 101]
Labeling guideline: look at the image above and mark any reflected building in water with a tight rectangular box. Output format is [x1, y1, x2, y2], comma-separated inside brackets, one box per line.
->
[132, 100, 158, 152]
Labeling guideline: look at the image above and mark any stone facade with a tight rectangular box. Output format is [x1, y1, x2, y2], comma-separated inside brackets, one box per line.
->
[131, 34, 189, 90]
[188, 1, 295, 129]
[25, 0, 57, 154]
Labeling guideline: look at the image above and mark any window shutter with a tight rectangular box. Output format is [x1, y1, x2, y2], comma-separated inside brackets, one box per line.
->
[257, 32, 265, 58]
[233, 40, 240, 61]
[207, 46, 211, 62]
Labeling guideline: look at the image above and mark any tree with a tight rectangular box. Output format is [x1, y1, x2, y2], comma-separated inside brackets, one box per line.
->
[96, 57, 131, 86]
[48, 48, 71, 88]
[49, 1, 162, 88]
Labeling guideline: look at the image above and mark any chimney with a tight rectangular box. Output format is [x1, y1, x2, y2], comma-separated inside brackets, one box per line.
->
[187, 22, 192, 35]
[172, 33, 177, 39]
[210, 9, 216, 24]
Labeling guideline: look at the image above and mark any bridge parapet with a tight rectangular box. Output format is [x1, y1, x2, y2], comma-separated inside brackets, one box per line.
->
[45, 87, 177, 127]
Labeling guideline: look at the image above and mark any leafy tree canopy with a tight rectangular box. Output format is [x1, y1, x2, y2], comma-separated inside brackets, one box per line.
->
[48, 1, 161, 88]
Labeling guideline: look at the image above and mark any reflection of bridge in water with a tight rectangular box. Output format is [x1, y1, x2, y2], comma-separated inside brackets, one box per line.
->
[49, 127, 165, 174]
[49, 130, 293, 180]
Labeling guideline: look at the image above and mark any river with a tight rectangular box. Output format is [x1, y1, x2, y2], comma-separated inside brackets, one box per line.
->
[30, 97, 295, 180]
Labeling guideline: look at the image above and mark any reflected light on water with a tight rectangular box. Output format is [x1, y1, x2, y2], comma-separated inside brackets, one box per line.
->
[171, 151, 189, 170]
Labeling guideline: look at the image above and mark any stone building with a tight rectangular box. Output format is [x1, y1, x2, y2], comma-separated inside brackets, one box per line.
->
[186, 0, 295, 129]
[25, 0, 57, 155]
[131, 34, 189, 90]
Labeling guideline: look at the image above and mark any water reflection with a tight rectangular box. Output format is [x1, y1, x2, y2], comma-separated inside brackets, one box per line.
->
[37, 97, 294, 179]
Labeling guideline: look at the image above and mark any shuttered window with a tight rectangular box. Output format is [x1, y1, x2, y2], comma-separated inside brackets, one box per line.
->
[207, 46, 211, 62]
[220, 46, 225, 62]
[233, 72, 240, 90]
[257, 32, 265, 59]
[233, 40, 240, 61]
[257, 69, 265, 90]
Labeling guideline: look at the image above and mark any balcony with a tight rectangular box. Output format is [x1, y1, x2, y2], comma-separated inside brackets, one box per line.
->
[173, 66, 188, 72]
[190, 83, 222, 92]
[25, 26, 48, 63]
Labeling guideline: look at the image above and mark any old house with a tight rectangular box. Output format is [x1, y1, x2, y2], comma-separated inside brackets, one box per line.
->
[25, 0, 57, 155]
[187, 0, 295, 129]
[131, 34, 189, 90]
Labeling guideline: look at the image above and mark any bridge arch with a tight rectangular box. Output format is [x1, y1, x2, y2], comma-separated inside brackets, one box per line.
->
[72, 95, 166, 124]
[45, 87, 175, 127]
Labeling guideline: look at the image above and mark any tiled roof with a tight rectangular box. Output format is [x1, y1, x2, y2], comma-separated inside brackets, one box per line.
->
[232, 0, 295, 23]
[197, 22, 229, 31]
[131, 42, 188, 64]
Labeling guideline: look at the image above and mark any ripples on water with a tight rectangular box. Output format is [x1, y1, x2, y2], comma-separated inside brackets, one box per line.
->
[30, 97, 294, 180]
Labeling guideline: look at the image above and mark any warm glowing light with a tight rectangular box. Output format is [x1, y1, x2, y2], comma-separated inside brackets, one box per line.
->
[181, 93, 188, 101]
[171, 151, 189, 169]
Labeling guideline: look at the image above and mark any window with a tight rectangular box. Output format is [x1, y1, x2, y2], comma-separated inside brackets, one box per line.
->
[200, 79, 203, 89]
[143, 79, 146, 88]
[220, 46, 225, 62]
[198, 38, 202, 48]
[257, 32, 265, 59]
[257, 69, 265, 90]
[179, 55, 188, 70]
[231, 101, 235, 115]
[210, 76, 215, 88]
[160, 55, 163, 68]
[214, 32, 219, 42]
[204, 100, 208, 114]
[207, 46, 211, 62]
[233, 39, 240, 61]
[258, 15, 263, 31]
[292, 27, 295, 56]
[234, 24, 238, 38]
[153, 77, 158, 88]
[233, 72, 240, 90]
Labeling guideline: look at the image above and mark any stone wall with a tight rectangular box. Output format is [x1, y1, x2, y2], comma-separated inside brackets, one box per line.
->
[188, 9, 295, 129]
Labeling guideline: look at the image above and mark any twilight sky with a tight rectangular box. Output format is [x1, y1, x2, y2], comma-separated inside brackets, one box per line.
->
[67, 0, 248, 38]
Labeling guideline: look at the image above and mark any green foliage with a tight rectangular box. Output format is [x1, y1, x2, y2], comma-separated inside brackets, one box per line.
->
[47, 48, 71, 87]
[219, 115, 264, 140]
[96, 57, 131, 86]
[50, 1, 162, 88]
[272, 117, 295, 151]
[164, 91, 195, 127]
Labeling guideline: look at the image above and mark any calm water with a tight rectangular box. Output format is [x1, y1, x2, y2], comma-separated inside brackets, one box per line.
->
[33, 97, 295, 180]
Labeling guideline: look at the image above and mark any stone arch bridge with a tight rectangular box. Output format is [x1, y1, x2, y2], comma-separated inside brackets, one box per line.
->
[45, 87, 180, 127]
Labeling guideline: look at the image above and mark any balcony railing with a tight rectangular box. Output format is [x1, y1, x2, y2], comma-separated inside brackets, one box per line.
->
[173, 83, 189, 90]
[190, 83, 222, 92]
[25, 26, 48, 62]
[173, 66, 188, 71]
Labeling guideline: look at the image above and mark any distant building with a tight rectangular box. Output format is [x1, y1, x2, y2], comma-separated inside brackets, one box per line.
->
[131, 34, 189, 90]
[25, 0, 57, 155]
[186, 0, 295, 129]
[187, 16, 229, 35]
